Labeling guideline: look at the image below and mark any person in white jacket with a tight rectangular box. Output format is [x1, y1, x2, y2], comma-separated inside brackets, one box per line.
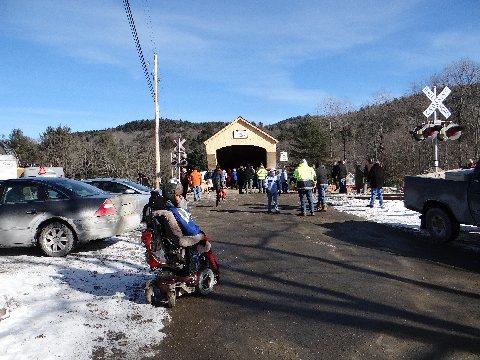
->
[264, 169, 280, 213]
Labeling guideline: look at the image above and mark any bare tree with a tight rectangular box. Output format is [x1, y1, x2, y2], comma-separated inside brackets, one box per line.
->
[430, 58, 480, 162]
[318, 96, 355, 162]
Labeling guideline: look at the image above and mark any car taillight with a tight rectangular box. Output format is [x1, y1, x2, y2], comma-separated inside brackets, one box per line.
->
[95, 199, 116, 217]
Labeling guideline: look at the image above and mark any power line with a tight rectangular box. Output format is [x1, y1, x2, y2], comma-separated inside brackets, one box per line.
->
[123, 0, 154, 100]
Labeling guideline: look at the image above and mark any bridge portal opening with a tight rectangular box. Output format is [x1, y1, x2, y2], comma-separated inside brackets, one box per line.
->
[216, 145, 266, 170]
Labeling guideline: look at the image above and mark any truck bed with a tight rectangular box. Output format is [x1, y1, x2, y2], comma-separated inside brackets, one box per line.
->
[404, 175, 475, 225]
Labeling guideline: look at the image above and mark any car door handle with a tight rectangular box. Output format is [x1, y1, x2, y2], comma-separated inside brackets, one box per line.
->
[26, 210, 37, 214]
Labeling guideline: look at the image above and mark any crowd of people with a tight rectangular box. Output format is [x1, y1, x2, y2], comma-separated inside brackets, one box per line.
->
[175, 157, 385, 214]
[150, 157, 385, 309]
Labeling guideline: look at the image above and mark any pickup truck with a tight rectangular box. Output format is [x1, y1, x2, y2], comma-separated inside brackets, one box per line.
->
[404, 162, 480, 243]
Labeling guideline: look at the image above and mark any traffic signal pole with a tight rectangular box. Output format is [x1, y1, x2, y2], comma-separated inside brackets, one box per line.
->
[421, 85, 451, 172]
[177, 138, 181, 181]
[171, 137, 186, 182]
[411, 86, 461, 168]
[433, 86, 439, 172]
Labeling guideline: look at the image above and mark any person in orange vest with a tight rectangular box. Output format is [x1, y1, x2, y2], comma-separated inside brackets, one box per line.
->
[188, 167, 203, 201]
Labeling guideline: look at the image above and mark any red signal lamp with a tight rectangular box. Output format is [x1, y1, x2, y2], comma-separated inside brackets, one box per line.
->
[445, 123, 463, 140]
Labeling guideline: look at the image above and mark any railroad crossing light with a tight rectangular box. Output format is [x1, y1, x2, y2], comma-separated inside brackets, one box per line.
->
[410, 125, 425, 141]
[445, 123, 463, 140]
[170, 152, 178, 166]
[422, 124, 442, 139]
[180, 152, 187, 167]
[437, 126, 447, 141]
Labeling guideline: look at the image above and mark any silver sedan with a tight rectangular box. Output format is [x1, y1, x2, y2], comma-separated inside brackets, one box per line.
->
[83, 178, 153, 220]
[0, 177, 140, 256]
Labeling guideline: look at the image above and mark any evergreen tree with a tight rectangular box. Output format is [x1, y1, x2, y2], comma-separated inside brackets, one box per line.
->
[6, 129, 39, 166]
[290, 115, 328, 165]
[38, 126, 73, 169]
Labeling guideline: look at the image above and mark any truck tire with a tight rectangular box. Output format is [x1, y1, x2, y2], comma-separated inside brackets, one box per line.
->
[425, 207, 459, 243]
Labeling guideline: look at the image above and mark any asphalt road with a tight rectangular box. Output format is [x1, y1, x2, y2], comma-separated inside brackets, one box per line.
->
[149, 190, 480, 360]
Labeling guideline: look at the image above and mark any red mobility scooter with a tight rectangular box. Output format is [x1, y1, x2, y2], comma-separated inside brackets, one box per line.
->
[141, 191, 219, 307]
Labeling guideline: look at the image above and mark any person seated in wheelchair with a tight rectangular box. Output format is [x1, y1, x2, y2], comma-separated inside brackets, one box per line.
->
[151, 181, 211, 262]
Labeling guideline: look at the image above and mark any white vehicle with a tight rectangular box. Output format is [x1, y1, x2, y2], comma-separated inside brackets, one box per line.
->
[0, 155, 18, 180]
[22, 166, 65, 178]
[83, 178, 153, 223]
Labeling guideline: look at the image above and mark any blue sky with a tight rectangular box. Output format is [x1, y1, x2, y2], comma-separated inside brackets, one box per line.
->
[1, 0, 479, 139]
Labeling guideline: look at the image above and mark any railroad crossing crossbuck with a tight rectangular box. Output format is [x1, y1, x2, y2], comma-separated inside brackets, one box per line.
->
[422, 86, 451, 120]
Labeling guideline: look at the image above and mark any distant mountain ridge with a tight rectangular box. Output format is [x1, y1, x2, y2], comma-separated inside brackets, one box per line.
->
[5, 80, 480, 187]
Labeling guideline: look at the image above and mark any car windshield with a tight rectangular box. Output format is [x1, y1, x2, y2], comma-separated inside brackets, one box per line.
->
[121, 179, 152, 192]
[59, 179, 105, 197]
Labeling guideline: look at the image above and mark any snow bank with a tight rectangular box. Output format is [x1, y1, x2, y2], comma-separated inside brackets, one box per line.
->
[0, 234, 167, 360]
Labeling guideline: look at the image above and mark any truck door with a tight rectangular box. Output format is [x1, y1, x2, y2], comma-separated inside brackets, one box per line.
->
[468, 162, 480, 225]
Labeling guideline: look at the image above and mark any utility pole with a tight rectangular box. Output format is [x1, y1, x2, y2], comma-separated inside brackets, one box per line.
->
[329, 121, 333, 160]
[153, 54, 161, 189]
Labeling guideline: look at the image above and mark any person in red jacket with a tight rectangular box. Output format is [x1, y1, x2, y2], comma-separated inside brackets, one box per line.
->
[188, 167, 203, 201]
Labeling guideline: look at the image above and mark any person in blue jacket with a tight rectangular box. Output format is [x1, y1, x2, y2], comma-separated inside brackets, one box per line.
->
[264, 169, 280, 213]
[153, 181, 210, 256]
[231, 168, 238, 189]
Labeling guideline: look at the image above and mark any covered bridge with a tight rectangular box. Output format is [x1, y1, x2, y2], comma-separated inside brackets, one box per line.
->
[204, 116, 278, 170]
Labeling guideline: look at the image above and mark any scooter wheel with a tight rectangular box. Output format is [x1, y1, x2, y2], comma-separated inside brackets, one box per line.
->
[196, 268, 215, 296]
[145, 282, 154, 305]
[167, 290, 176, 308]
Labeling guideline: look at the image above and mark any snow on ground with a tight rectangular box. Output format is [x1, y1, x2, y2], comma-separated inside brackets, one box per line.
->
[329, 196, 421, 229]
[0, 230, 166, 360]
[329, 195, 480, 234]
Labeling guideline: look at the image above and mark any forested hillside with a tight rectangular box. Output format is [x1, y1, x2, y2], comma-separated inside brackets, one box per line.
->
[3, 59, 480, 187]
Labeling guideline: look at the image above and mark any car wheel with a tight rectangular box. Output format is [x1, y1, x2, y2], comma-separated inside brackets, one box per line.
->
[425, 207, 459, 243]
[196, 268, 215, 296]
[39, 222, 75, 257]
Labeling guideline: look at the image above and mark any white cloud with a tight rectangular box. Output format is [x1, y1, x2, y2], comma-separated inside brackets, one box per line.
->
[238, 73, 328, 105]
[3, 1, 420, 89]
[431, 30, 480, 59]
[3, 0, 479, 130]
[143, 1, 421, 106]
[4, 0, 133, 66]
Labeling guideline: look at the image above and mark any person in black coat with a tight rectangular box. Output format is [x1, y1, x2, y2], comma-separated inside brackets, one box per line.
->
[180, 168, 189, 198]
[367, 161, 385, 208]
[315, 163, 329, 211]
[331, 162, 339, 191]
[337, 160, 348, 194]
[237, 166, 245, 194]
[245, 165, 255, 194]
[212, 165, 223, 206]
